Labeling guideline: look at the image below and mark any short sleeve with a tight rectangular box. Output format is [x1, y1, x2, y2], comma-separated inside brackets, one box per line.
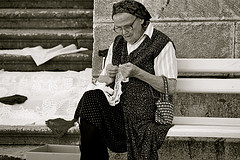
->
[154, 42, 177, 79]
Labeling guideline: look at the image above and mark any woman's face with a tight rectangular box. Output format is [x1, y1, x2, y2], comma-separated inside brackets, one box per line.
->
[113, 13, 144, 44]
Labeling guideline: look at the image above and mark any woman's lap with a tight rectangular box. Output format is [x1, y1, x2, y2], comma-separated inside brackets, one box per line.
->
[78, 89, 127, 152]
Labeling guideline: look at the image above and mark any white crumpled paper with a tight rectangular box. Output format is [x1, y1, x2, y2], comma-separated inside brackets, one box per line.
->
[0, 44, 88, 66]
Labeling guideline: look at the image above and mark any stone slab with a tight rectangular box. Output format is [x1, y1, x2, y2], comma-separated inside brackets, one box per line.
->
[235, 22, 240, 58]
[236, 44, 240, 58]
[0, 50, 92, 71]
[0, 125, 239, 159]
[0, 125, 80, 145]
[156, 137, 240, 160]
[1, 138, 239, 160]
[92, 23, 117, 76]
[0, 29, 93, 49]
[0, 9, 93, 29]
[154, 22, 234, 58]
[0, 40, 77, 50]
[0, 9, 93, 19]
[94, 0, 240, 22]
[236, 22, 240, 46]
[174, 93, 240, 118]
[0, 29, 79, 40]
[143, 0, 240, 21]
[0, 0, 93, 9]
[0, 19, 92, 29]
[0, 145, 40, 160]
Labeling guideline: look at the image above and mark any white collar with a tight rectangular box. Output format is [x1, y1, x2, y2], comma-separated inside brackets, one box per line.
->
[144, 22, 154, 39]
[128, 22, 154, 46]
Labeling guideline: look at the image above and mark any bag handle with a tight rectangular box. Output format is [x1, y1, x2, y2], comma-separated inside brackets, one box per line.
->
[149, 75, 170, 100]
[162, 76, 169, 101]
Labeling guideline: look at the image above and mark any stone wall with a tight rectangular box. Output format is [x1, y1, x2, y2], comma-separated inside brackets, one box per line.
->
[93, 0, 240, 76]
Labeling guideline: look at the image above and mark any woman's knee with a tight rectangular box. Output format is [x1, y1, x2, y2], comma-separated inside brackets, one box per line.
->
[83, 89, 104, 98]
[82, 89, 106, 102]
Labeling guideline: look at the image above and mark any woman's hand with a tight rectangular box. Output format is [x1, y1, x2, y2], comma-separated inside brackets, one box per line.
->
[106, 64, 119, 78]
[97, 75, 115, 85]
[119, 62, 139, 79]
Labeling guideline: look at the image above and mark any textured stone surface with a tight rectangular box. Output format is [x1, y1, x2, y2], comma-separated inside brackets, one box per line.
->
[0, 9, 93, 29]
[0, 0, 93, 9]
[0, 9, 93, 19]
[94, 0, 123, 22]
[153, 22, 234, 58]
[0, 29, 93, 49]
[158, 138, 218, 160]
[0, 50, 92, 71]
[236, 22, 240, 42]
[1, 138, 239, 160]
[0, 125, 80, 145]
[156, 137, 240, 160]
[94, 0, 240, 22]
[92, 23, 118, 76]
[143, 0, 240, 21]
[173, 93, 240, 118]
[236, 44, 240, 58]
[0, 145, 41, 160]
[92, 22, 234, 76]
[76, 30, 94, 49]
[236, 22, 240, 58]
[224, 140, 240, 160]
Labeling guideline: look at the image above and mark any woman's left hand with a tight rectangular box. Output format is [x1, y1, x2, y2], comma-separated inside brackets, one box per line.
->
[119, 62, 139, 79]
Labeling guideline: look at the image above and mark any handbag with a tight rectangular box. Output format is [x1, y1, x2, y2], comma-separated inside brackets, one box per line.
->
[155, 76, 174, 125]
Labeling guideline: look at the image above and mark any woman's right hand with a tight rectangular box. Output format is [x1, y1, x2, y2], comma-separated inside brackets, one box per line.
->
[106, 64, 119, 78]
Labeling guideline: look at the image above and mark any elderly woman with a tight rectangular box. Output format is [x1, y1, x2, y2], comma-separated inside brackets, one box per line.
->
[74, 0, 177, 159]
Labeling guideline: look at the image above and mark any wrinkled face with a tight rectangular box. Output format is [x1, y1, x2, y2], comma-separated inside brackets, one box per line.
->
[113, 13, 144, 44]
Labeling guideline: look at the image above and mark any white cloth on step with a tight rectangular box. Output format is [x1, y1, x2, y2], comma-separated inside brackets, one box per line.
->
[0, 69, 92, 125]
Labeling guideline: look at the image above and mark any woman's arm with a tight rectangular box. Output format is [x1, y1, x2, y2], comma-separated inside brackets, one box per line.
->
[97, 43, 118, 85]
[134, 66, 177, 94]
[119, 63, 177, 95]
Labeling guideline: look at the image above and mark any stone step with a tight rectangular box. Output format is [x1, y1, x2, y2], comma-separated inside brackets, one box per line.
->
[0, 9, 93, 29]
[0, 126, 80, 145]
[0, 50, 92, 71]
[0, 0, 93, 9]
[0, 138, 239, 160]
[0, 145, 42, 160]
[0, 29, 93, 50]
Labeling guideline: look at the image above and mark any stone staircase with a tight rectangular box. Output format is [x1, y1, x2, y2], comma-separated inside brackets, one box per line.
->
[0, 0, 93, 71]
[0, 0, 93, 159]
[2, 1, 239, 160]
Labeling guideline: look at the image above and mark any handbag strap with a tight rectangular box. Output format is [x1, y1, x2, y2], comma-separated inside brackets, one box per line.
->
[148, 75, 170, 100]
[162, 76, 169, 101]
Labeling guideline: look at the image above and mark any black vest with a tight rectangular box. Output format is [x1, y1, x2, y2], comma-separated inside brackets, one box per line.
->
[112, 29, 174, 101]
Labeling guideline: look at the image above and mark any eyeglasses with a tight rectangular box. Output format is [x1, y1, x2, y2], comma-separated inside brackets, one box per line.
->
[113, 17, 137, 34]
